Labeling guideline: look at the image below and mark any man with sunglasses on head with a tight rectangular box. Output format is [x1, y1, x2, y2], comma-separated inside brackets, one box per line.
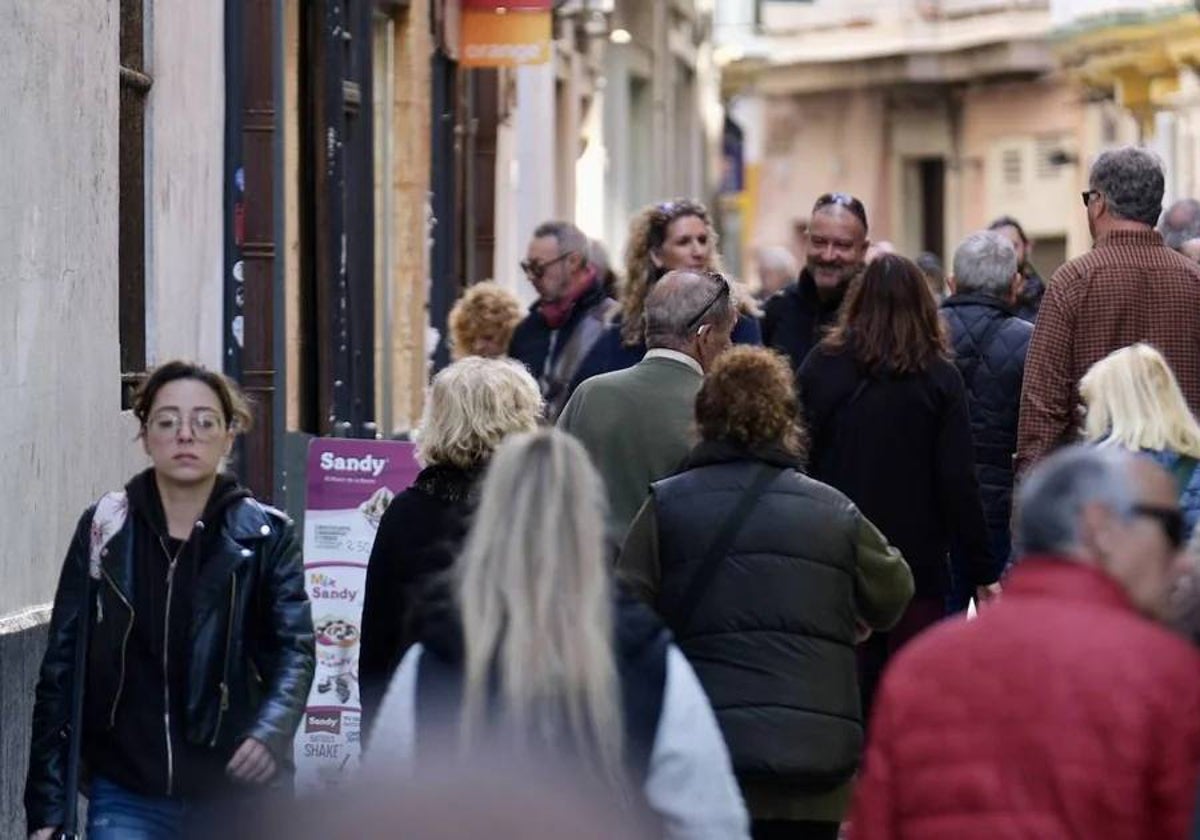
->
[763, 193, 870, 378]
[559, 270, 736, 551]
[851, 445, 1200, 840]
[508, 220, 618, 421]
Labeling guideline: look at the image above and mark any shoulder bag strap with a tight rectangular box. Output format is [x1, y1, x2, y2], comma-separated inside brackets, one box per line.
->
[59, 577, 96, 840]
[669, 464, 779, 635]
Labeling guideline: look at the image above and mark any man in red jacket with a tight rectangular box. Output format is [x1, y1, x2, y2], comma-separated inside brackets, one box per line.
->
[850, 446, 1200, 839]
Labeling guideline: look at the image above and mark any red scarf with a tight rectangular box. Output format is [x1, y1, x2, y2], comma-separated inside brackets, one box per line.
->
[538, 267, 597, 329]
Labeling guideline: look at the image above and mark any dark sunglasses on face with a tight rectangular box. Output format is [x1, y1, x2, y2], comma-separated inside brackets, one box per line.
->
[520, 251, 575, 280]
[1131, 503, 1185, 549]
[813, 192, 869, 231]
[685, 272, 732, 332]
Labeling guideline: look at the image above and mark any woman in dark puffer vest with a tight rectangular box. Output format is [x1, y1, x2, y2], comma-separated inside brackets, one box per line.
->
[359, 357, 542, 732]
[618, 347, 914, 840]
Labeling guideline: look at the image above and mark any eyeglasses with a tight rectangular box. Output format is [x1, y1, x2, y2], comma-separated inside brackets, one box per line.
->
[1081, 190, 1099, 208]
[813, 192, 869, 230]
[520, 251, 575, 281]
[1131, 503, 1185, 549]
[685, 272, 732, 331]
[146, 409, 227, 442]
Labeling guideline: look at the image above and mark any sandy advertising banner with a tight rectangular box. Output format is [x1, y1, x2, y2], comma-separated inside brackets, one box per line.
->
[294, 438, 420, 793]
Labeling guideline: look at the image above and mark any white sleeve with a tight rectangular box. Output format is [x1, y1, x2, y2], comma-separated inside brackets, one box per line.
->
[362, 644, 423, 776]
[643, 646, 751, 840]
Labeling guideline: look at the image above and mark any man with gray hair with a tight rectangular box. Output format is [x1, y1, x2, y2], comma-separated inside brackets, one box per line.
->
[851, 445, 1200, 838]
[558, 269, 736, 547]
[1159, 197, 1200, 252]
[509, 220, 618, 421]
[1017, 146, 1200, 475]
[940, 231, 1033, 609]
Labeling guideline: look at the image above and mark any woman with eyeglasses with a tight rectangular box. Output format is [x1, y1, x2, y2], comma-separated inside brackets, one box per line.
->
[1081, 343, 1200, 534]
[797, 255, 998, 718]
[25, 361, 314, 840]
[568, 199, 762, 394]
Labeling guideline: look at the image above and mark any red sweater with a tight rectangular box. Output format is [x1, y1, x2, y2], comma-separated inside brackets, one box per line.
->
[850, 558, 1200, 839]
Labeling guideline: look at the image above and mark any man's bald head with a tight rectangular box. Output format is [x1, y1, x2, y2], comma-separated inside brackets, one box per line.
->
[645, 270, 735, 350]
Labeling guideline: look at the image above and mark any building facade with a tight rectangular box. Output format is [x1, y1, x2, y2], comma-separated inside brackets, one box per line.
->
[716, 0, 1138, 283]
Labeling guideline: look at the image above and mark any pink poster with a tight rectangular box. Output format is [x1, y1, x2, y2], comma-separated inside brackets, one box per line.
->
[293, 438, 420, 793]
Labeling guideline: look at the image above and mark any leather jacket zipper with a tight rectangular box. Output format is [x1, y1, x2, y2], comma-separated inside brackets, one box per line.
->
[160, 536, 186, 797]
[210, 575, 236, 747]
[99, 568, 134, 729]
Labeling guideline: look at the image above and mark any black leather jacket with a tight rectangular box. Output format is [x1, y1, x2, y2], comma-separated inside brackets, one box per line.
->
[25, 495, 314, 832]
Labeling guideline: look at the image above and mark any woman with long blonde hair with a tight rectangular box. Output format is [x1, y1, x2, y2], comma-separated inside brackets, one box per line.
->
[1081, 343, 1200, 530]
[568, 199, 762, 393]
[369, 430, 749, 838]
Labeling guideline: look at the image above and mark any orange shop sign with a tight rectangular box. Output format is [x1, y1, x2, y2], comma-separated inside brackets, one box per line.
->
[460, 1, 553, 68]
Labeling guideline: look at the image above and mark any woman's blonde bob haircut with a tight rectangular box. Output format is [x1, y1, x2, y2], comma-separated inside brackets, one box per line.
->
[415, 357, 543, 469]
[1080, 343, 1200, 459]
[456, 429, 624, 790]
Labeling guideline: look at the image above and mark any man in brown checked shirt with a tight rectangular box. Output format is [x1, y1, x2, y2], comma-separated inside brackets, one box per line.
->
[1015, 146, 1200, 476]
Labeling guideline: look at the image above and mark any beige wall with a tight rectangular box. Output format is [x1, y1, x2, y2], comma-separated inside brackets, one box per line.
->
[145, 0, 226, 368]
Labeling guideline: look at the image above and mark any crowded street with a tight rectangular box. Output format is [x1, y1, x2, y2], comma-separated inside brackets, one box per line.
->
[7, 1, 1200, 839]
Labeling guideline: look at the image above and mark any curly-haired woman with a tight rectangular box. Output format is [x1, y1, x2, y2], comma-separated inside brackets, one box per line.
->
[618, 346, 913, 840]
[447, 281, 524, 360]
[569, 199, 761, 392]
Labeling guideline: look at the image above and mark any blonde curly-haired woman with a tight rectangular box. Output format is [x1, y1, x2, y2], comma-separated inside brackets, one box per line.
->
[369, 429, 750, 839]
[569, 199, 761, 393]
[1081, 342, 1200, 532]
[447, 282, 524, 360]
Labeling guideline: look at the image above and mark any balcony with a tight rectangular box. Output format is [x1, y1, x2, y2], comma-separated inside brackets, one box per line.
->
[1051, 0, 1194, 30]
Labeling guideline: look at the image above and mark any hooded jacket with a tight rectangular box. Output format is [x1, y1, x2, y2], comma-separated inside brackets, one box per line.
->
[25, 471, 314, 833]
[762, 270, 845, 376]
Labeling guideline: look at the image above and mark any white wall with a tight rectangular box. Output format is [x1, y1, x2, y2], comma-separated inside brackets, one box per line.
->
[145, 0, 226, 368]
[0, 1, 124, 618]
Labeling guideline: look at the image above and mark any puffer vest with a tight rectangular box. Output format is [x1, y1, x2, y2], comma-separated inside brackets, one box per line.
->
[652, 447, 862, 789]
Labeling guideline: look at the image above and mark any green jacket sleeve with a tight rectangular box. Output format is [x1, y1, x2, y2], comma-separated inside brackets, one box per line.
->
[616, 495, 661, 605]
[853, 510, 914, 631]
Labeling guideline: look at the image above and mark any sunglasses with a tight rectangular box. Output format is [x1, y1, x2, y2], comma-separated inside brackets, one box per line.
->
[685, 272, 732, 331]
[1131, 503, 1185, 549]
[813, 192, 869, 230]
[520, 251, 575, 280]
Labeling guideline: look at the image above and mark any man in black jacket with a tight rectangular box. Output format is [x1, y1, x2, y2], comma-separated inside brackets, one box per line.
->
[941, 230, 1033, 610]
[508, 221, 617, 420]
[762, 193, 869, 375]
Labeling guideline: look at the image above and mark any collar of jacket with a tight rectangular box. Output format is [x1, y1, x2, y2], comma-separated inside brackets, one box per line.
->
[681, 438, 802, 472]
[1094, 228, 1164, 249]
[100, 488, 280, 619]
[1004, 556, 1138, 615]
[413, 462, 484, 505]
[941, 291, 1017, 316]
[530, 274, 606, 326]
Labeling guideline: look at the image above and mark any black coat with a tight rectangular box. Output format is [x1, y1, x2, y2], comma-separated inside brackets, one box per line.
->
[358, 464, 480, 732]
[798, 348, 995, 596]
[762, 271, 844, 375]
[26, 484, 313, 833]
[649, 442, 863, 788]
[508, 281, 611, 391]
[941, 293, 1033, 536]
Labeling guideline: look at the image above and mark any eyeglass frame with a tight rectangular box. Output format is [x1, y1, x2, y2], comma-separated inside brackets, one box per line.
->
[1081, 189, 1100, 208]
[520, 250, 577, 281]
[144, 408, 230, 442]
[1130, 503, 1185, 550]
[685, 272, 732, 332]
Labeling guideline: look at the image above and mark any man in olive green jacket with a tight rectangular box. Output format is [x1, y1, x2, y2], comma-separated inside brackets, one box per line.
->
[558, 269, 737, 549]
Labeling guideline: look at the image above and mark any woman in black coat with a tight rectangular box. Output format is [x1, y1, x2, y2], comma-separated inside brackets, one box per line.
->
[358, 357, 542, 731]
[797, 254, 999, 714]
